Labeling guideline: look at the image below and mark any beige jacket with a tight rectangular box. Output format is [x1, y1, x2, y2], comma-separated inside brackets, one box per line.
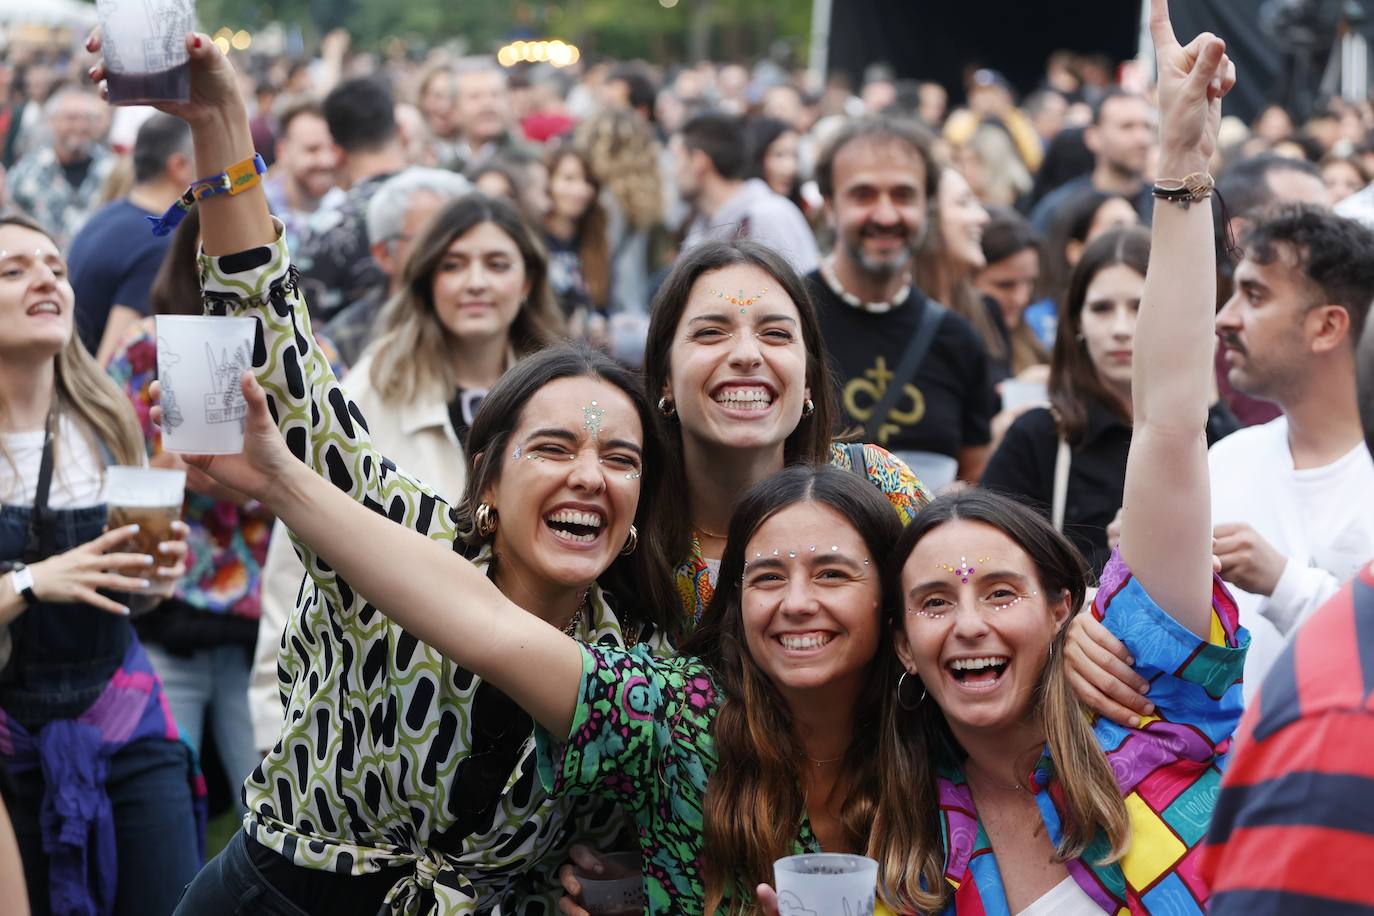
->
[249, 353, 468, 750]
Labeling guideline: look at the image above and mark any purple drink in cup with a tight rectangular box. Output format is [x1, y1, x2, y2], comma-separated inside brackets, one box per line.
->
[97, 0, 195, 106]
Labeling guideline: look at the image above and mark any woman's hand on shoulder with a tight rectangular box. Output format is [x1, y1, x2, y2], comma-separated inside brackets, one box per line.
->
[85, 29, 246, 126]
[1063, 609, 1155, 728]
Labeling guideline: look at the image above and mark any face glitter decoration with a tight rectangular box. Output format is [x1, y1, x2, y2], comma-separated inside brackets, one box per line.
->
[937, 556, 992, 584]
[741, 546, 871, 570]
[581, 401, 604, 441]
[907, 590, 1039, 619]
[709, 287, 769, 308]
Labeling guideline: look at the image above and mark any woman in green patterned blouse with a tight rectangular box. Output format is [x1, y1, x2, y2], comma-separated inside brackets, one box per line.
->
[167, 373, 911, 914]
[91, 32, 682, 916]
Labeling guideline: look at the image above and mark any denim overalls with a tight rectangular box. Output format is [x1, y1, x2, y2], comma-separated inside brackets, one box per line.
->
[0, 436, 202, 916]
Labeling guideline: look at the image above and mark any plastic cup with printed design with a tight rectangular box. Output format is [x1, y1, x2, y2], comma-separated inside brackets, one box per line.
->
[573, 851, 645, 915]
[155, 315, 256, 455]
[97, 0, 195, 105]
[773, 853, 878, 916]
[105, 465, 184, 607]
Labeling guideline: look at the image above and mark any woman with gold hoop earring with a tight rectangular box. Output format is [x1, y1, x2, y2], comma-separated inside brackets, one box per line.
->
[122, 37, 678, 916]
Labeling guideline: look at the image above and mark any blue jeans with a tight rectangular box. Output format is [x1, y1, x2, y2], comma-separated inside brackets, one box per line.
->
[143, 644, 261, 813]
[174, 830, 406, 916]
[5, 736, 200, 916]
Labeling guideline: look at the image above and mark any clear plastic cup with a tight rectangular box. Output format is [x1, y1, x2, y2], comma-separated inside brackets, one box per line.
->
[574, 851, 645, 915]
[773, 853, 878, 916]
[155, 315, 256, 455]
[97, 0, 195, 106]
[105, 466, 185, 608]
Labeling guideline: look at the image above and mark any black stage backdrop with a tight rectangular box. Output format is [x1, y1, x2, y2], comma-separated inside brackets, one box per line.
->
[828, 0, 1374, 124]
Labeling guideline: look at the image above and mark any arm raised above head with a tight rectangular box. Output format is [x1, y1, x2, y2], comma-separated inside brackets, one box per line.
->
[88, 31, 274, 254]
[1119, 0, 1236, 637]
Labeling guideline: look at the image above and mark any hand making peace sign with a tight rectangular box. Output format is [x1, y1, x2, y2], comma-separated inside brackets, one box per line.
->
[1150, 0, 1237, 179]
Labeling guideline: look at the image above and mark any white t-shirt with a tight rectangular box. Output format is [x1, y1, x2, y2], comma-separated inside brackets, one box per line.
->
[1015, 875, 1101, 916]
[1209, 416, 1374, 699]
[0, 415, 107, 509]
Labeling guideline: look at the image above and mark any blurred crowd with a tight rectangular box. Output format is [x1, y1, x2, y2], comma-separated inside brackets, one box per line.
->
[2, 20, 1374, 916]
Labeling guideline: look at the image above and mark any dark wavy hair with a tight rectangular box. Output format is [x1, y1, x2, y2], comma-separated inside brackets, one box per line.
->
[679, 466, 904, 913]
[642, 240, 840, 610]
[452, 343, 676, 637]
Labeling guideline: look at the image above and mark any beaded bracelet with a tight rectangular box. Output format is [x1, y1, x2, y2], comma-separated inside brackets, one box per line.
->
[148, 152, 267, 236]
[1151, 172, 1215, 209]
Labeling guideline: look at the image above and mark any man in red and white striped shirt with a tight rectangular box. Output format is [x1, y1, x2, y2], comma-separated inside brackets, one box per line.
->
[1204, 282, 1374, 913]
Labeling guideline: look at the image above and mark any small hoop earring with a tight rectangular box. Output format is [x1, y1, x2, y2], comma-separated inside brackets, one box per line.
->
[897, 669, 927, 711]
[801, 398, 815, 418]
[621, 525, 638, 556]
[657, 396, 676, 418]
[474, 503, 498, 538]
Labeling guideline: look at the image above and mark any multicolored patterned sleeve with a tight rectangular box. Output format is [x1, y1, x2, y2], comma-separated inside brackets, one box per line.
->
[535, 643, 718, 810]
[827, 441, 933, 523]
[197, 224, 457, 549]
[1092, 547, 1249, 757]
[104, 323, 160, 455]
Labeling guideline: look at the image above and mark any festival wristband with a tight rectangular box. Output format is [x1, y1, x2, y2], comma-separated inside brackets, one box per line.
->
[148, 152, 267, 237]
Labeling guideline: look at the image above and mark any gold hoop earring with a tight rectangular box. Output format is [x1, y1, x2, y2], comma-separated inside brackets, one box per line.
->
[620, 525, 638, 556]
[657, 396, 676, 418]
[897, 670, 927, 711]
[801, 398, 815, 418]
[474, 503, 498, 538]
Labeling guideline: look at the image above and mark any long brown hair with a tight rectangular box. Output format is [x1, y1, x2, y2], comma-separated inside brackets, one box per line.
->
[546, 144, 610, 309]
[874, 489, 1129, 913]
[368, 193, 567, 404]
[917, 168, 1006, 362]
[641, 240, 839, 606]
[1049, 226, 1149, 443]
[680, 466, 905, 914]
[979, 207, 1051, 375]
[0, 215, 144, 486]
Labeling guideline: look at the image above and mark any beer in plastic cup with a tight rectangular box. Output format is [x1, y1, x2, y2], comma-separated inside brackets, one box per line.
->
[105, 465, 185, 608]
[574, 851, 645, 915]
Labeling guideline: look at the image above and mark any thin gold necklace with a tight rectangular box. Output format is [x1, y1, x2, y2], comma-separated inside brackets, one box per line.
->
[693, 522, 728, 541]
[801, 752, 844, 767]
[561, 591, 589, 636]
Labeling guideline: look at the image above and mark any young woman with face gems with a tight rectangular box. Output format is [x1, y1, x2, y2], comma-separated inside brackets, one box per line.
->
[164, 369, 912, 915]
[94, 37, 673, 916]
[250, 190, 565, 751]
[0, 213, 196, 915]
[864, 7, 1249, 913]
[981, 227, 1240, 574]
[642, 240, 932, 627]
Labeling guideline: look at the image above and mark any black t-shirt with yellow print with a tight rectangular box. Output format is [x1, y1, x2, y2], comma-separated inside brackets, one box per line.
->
[806, 272, 998, 460]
